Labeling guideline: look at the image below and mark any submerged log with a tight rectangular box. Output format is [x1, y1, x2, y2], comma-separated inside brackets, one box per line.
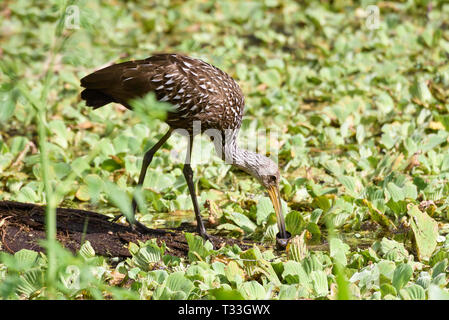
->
[0, 201, 251, 258]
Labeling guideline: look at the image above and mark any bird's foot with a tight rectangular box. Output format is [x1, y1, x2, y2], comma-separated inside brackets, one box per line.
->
[110, 213, 153, 234]
[132, 220, 154, 233]
[198, 230, 216, 249]
[110, 214, 123, 223]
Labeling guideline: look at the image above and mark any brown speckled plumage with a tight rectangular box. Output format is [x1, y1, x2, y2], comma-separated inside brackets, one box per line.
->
[81, 53, 245, 133]
[80, 53, 289, 246]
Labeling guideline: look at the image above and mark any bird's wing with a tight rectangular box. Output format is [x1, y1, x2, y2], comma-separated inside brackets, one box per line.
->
[81, 59, 162, 107]
[80, 54, 244, 115]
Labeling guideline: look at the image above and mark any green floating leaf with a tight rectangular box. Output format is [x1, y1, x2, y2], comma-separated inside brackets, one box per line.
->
[431, 273, 446, 287]
[238, 281, 266, 300]
[337, 175, 360, 198]
[421, 133, 448, 153]
[392, 263, 413, 291]
[257, 69, 281, 87]
[153, 271, 194, 300]
[224, 261, 245, 286]
[416, 271, 431, 289]
[329, 238, 350, 266]
[306, 222, 321, 244]
[256, 196, 274, 225]
[144, 171, 176, 193]
[14, 249, 39, 271]
[165, 271, 194, 294]
[386, 182, 405, 202]
[71, 157, 91, 176]
[312, 195, 331, 212]
[349, 264, 379, 291]
[428, 285, 449, 300]
[410, 78, 433, 103]
[278, 285, 299, 300]
[282, 261, 309, 286]
[79, 241, 95, 260]
[432, 259, 448, 279]
[75, 185, 90, 201]
[209, 286, 244, 300]
[373, 238, 409, 262]
[363, 199, 396, 231]
[287, 232, 308, 262]
[84, 174, 103, 203]
[380, 283, 397, 298]
[148, 270, 169, 285]
[239, 246, 280, 285]
[17, 186, 39, 203]
[51, 162, 71, 180]
[228, 212, 257, 234]
[386, 199, 407, 215]
[378, 260, 396, 282]
[104, 181, 133, 224]
[185, 233, 213, 262]
[436, 115, 449, 131]
[17, 269, 44, 298]
[0, 90, 17, 123]
[399, 284, 426, 300]
[285, 211, 306, 236]
[311, 270, 328, 297]
[302, 254, 324, 275]
[101, 158, 122, 172]
[408, 205, 438, 261]
[132, 245, 163, 270]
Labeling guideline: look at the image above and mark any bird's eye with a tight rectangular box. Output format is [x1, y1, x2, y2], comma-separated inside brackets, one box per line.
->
[268, 175, 277, 183]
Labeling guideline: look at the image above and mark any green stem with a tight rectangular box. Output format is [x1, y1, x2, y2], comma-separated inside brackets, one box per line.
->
[37, 109, 57, 290]
[17, 85, 57, 290]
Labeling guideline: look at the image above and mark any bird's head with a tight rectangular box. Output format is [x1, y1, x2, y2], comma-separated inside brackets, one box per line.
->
[239, 153, 290, 247]
[256, 158, 281, 189]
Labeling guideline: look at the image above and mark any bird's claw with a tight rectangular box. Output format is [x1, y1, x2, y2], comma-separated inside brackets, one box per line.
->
[199, 231, 216, 249]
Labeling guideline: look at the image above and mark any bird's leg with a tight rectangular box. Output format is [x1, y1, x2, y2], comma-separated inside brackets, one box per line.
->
[132, 129, 173, 212]
[112, 129, 172, 231]
[183, 135, 212, 242]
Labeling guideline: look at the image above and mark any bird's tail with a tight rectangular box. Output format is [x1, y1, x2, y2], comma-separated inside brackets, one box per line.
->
[80, 66, 118, 109]
[80, 88, 114, 109]
[80, 60, 140, 109]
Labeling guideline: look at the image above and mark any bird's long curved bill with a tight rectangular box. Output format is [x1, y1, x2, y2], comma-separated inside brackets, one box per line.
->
[267, 185, 288, 239]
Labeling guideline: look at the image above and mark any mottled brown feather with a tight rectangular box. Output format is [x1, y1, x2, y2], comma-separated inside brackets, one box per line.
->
[80, 53, 245, 133]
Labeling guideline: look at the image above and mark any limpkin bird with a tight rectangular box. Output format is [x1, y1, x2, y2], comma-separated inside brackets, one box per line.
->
[80, 53, 290, 247]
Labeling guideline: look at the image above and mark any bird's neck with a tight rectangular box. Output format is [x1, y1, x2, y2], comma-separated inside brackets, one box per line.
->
[212, 129, 259, 176]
